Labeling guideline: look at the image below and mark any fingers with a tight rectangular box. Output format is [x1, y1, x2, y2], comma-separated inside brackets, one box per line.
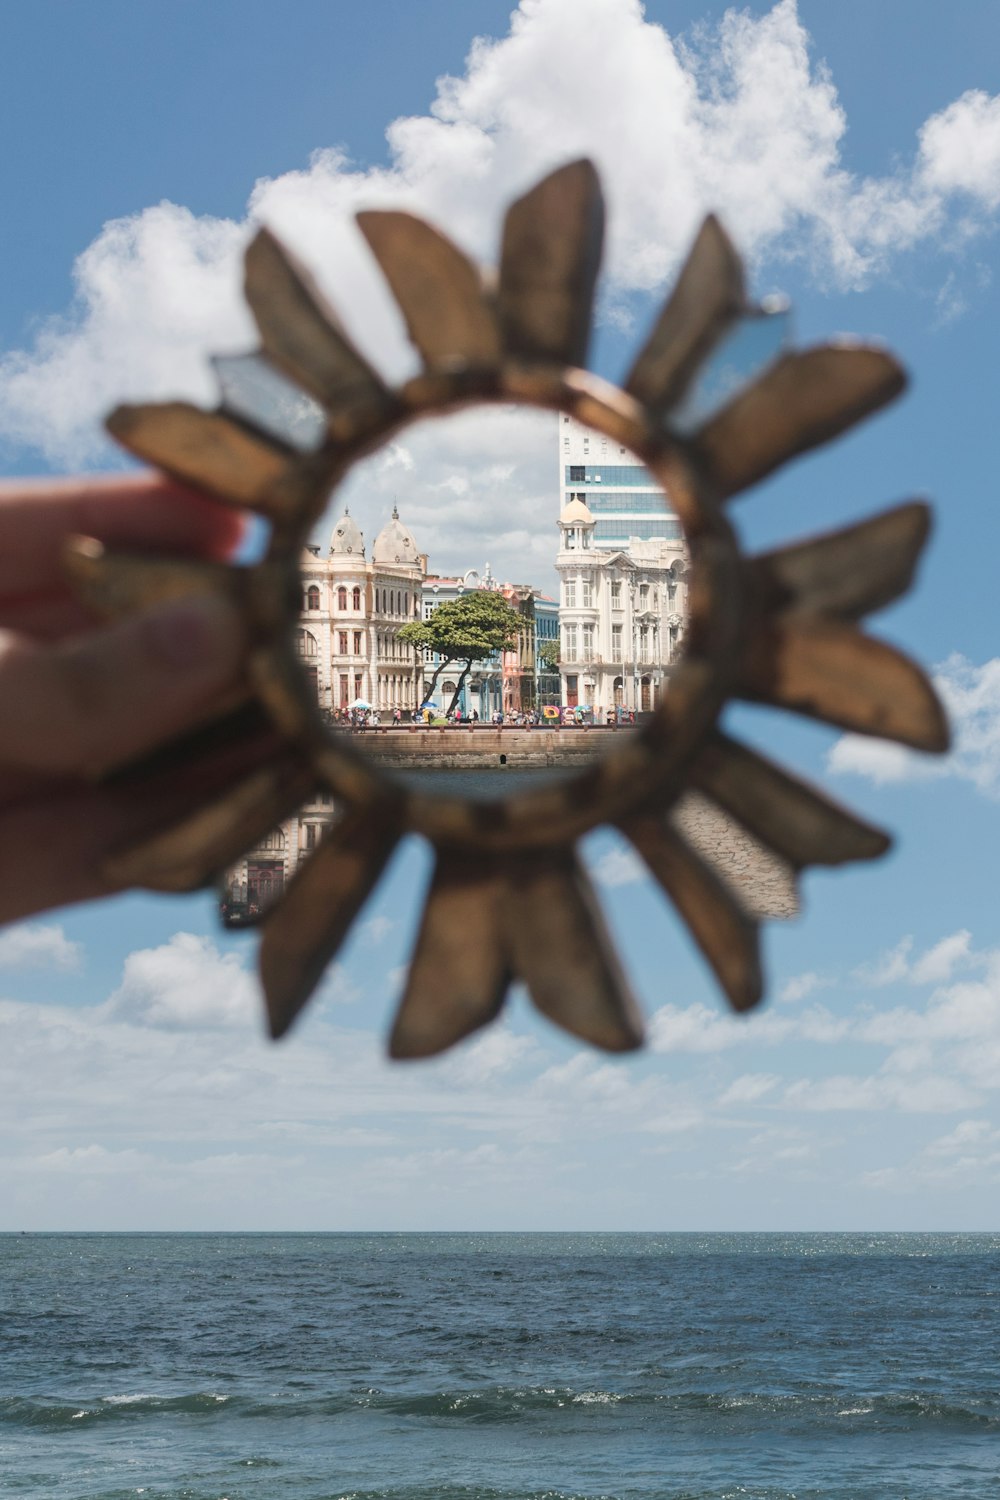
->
[0, 789, 135, 919]
[0, 594, 246, 777]
[0, 728, 290, 923]
[0, 472, 246, 599]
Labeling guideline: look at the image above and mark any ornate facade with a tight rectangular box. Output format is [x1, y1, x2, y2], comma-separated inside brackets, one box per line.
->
[297, 505, 425, 714]
[556, 496, 688, 712]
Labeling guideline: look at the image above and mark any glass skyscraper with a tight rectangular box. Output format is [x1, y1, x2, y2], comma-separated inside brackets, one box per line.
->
[558, 414, 681, 549]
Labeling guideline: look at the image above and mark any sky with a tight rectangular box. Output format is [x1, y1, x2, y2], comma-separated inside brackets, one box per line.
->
[2, 0, 1000, 1230]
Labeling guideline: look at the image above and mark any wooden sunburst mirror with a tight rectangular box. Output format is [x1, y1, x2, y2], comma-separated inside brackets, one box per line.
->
[64, 160, 949, 1058]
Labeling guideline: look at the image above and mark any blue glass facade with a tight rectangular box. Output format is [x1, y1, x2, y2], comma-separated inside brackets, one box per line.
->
[593, 519, 683, 542]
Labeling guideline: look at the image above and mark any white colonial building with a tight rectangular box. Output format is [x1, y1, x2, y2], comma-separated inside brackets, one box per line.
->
[297, 505, 426, 714]
[556, 495, 688, 713]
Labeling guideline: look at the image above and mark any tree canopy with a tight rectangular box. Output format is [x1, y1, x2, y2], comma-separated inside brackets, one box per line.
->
[537, 637, 560, 673]
[399, 590, 523, 714]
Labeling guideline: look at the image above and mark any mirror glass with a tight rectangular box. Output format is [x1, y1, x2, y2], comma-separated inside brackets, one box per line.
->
[220, 405, 689, 922]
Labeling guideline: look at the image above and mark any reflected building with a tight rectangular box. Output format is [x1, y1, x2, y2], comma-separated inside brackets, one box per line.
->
[420, 567, 560, 717]
[558, 413, 684, 549]
[297, 505, 426, 714]
[556, 448, 688, 713]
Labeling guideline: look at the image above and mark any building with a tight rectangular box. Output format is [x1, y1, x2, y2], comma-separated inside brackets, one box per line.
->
[421, 567, 560, 717]
[297, 505, 425, 714]
[558, 413, 683, 550]
[556, 495, 688, 713]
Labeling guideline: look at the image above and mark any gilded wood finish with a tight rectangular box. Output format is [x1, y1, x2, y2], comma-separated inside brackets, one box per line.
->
[64, 160, 950, 1058]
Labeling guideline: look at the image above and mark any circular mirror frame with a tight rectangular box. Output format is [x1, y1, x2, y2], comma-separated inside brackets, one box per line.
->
[64, 161, 948, 1056]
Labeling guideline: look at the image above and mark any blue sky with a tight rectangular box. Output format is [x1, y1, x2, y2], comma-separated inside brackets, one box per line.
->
[2, 0, 1000, 1230]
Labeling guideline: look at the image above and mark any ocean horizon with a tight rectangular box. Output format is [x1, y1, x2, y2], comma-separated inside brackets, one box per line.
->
[3, 1230, 997, 1499]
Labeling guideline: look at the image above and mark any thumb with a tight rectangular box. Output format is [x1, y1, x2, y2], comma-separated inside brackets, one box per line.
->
[0, 595, 247, 776]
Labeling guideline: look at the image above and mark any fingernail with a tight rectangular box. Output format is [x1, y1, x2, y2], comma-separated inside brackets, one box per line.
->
[143, 595, 243, 674]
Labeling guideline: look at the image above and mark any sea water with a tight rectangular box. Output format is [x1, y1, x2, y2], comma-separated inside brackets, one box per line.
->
[2, 1232, 998, 1499]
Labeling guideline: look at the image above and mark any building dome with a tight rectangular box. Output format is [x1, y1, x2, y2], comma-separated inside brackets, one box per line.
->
[559, 496, 594, 526]
[329, 509, 365, 556]
[373, 505, 418, 565]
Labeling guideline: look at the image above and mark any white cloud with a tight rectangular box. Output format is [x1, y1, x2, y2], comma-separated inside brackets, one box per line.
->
[104, 932, 258, 1029]
[718, 1072, 780, 1105]
[778, 971, 829, 1005]
[851, 937, 914, 988]
[911, 931, 973, 987]
[4, 0, 1000, 473]
[0, 922, 82, 971]
[918, 90, 1000, 211]
[851, 930, 975, 989]
[590, 841, 647, 889]
[828, 655, 1000, 799]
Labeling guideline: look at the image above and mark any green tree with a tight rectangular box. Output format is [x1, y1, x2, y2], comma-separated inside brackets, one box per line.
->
[399, 590, 523, 716]
[537, 637, 560, 673]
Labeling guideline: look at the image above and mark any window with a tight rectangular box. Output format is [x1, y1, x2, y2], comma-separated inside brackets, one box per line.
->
[337, 586, 347, 611]
[569, 465, 585, 482]
[563, 625, 578, 660]
[582, 623, 595, 661]
[581, 530, 591, 549]
[353, 630, 362, 655]
[639, 584, 649, 608]
[566, 529, 576, 550]
[305, 824, 318, 851]
[306, 585, 320, 610]
[258, 828, 285, 851]
[296, 629, 318, 658]
[339, 673, 349, 708]
[640, 625, 650, 662]
[352, 586, 361, 611]
[564, 578, 577, 608]
[610, 581, 622, 607]
[338, 630, 348, 655]
[354, 672, 363, 698]
[612, 623, 623, 657]
[581, 579, 593, 608]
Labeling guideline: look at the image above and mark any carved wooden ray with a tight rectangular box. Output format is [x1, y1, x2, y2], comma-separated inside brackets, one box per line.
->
[390, 851, 511, 1059]
[107, 402, 303, 516]
[625, 214, 745, 417]
[691, 732, 889, 870]
[692, 345, 907, 499]
[73, 158, 947, 1061]
[261, 805, 402, 1040]
[623, 812, 762, 1013]
[358, 211, 500, 372]
[498, 159, 605, 368]
[739, 615, 949, 750]
[750, 502, 931, 621]
[244, 226, 388, 410]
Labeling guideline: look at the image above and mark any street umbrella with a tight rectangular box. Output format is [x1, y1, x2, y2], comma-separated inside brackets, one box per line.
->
[349, 698, 373, 710]
[420, 700, 438, 709]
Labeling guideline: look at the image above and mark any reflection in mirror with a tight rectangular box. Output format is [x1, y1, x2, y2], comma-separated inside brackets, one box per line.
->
[307, 408, 687, 780]
[670, 302, 791, 436]
[220, 408, 689, 924]
[213, 352, 327, 451]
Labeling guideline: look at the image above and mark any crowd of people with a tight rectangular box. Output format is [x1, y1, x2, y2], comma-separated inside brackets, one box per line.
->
[323, 705, 638, 730]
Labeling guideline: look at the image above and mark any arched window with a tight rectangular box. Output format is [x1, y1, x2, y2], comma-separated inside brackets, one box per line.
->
[353, 586, 362, 611]
[306, 585, 320, 611]
[296, 629, 318, 658]
[337, 586, 347, 611]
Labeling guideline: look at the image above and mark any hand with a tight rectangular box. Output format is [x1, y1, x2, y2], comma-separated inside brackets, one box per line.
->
[0, 473, 248, 923]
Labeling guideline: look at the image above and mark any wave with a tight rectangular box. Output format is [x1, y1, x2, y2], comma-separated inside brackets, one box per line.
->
[4, 1385, 999, 1431]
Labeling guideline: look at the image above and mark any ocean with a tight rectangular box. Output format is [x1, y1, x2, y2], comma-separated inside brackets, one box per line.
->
[1, 1232, 998, 1500]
